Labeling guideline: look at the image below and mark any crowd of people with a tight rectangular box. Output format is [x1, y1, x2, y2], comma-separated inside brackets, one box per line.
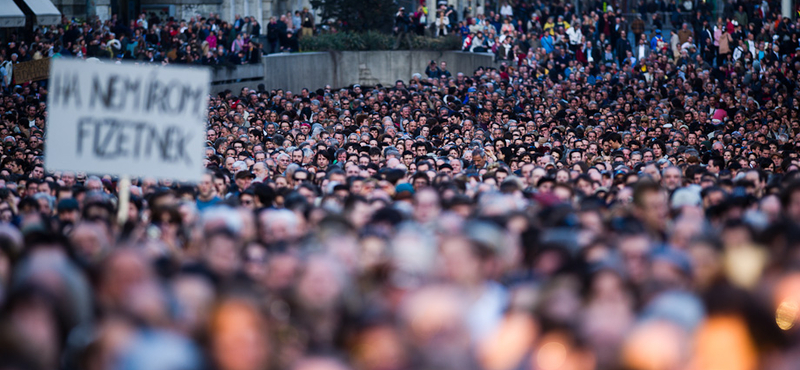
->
[0, 12, 265, 71]
[451, 0, 797, 68]
[3, 0, 800, 369]
[0, 7, 321, 79]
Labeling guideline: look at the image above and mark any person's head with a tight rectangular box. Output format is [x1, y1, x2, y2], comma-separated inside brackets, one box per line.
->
[253, 162, 269, 181]
[569, 149, 583, 164]
[209, 295, 271, 370]
[30, 164, 45, 179]
[62, 171, 76, 187]
[706, 157, 724, 175]
[781, 181, 800, 220]
[198, 172, 217, 199]
[277, 153, 291, 170]
[86, 176, 103, 192]
[235, 171, 254, 191]
[472, 149, 486, 168]
[292, 149, 304, 163]
[661, 166, 682, 191]
[633, 181, 669, 233]
[292, 357, 353, 370]
[239, 189, 256, 209]
[57, 198, 81, 224]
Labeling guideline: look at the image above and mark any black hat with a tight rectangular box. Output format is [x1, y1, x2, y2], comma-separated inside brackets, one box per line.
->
[235, 171, 255, 180]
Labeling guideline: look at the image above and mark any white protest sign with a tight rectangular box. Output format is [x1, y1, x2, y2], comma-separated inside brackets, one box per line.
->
[45, 59, 209, 182]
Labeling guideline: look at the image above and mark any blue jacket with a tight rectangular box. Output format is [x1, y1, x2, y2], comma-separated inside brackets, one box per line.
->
[542, 35, 554, 54]
[650, 35, 663, 50]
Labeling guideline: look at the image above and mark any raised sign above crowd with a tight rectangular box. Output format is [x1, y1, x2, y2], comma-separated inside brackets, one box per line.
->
[45, 59, 209, 181]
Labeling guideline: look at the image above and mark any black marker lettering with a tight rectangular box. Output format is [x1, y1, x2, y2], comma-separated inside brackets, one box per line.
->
[90, 74, 117, 109]
[92, 118, 103, 157]
[124, 78, 142, 111]
[63, 73, 81, 108]
[73, 117, 197, 164]
[132, 122, 146, 158]
[76, 118, 92, 155]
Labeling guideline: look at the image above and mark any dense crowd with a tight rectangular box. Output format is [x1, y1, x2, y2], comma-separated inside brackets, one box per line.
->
[439, 0, 800, 67]
[3, 0, 800, 369]
[0, 7, 321, 77]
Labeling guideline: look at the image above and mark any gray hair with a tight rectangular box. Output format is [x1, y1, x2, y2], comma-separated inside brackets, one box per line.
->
[232, 161, 248, 172]
[385, 149, 401, 159]
[33, 193, 55, 211]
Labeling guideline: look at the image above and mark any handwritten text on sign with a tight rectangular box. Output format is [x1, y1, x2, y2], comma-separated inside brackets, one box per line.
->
[45, 60, 209, 182]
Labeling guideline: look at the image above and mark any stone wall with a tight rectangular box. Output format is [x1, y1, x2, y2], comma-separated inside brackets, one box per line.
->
[51, 0, 87, 20]
[139, 0, 223, 20]
[210, 63, 264, 94]
[211, 50, 497, 94]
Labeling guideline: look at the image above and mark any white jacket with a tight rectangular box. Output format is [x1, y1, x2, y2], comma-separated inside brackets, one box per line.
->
[567, 27, 582, 45]
[436, 16, 449, 35]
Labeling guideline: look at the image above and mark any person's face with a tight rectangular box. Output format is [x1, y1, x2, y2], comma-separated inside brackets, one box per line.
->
[536, 156, 548, 167]
[413, 177, 428, 190]
[496, 170, 508, 183]
[236, 176, 252, 191]
[197, 174, 214, 198]
[317, 155, 329, 168]
[662, 168, 682, 190]
[784, 189, 800, 220]
[293, 169, 308, 183]
[278, 155, 290, 168]
[214, 178, 226, 195]
[292, 151, 303, 163]
[253, 164, 268, 180]
[473, 154, 485, 168]
[637, 189, 669, 232]
[26, 180, 39, 195]
[554, 169, 569, 183]
[31, 166, 44, 179]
